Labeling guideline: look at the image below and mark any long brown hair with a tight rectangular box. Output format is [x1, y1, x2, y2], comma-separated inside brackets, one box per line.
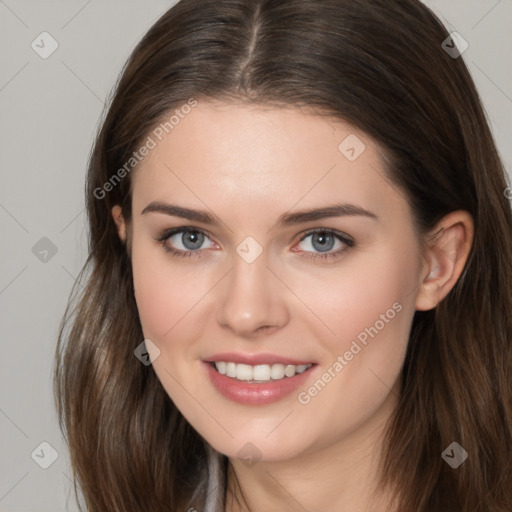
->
[53, 0, 512, 510]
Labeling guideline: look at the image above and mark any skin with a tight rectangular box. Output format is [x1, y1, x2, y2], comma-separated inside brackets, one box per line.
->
[112, 100, 473, 512]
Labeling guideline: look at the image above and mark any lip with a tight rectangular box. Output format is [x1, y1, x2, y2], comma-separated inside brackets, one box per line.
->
[202, 360, 318, 405]
[203, 352, 315, 366]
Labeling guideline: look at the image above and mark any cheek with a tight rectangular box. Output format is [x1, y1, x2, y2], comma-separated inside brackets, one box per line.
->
[131, 243, 206, 342]
[290, 246, 418, 414]
[289, 244, 418, 351]
[132, 251, 173, 339]
[301, 247, 417, 404]
[130, 245, 219, 430]
[341, 256, 415, 369]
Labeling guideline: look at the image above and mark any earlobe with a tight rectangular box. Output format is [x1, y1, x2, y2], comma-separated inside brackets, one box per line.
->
[111, 205, 127, 242]
[415, 211, 474, 311]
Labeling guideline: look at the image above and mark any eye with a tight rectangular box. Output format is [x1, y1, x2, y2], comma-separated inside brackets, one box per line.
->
[294, 229, 354, 261]
[156, 227, 215, 258]
[155, 226, 354, 261]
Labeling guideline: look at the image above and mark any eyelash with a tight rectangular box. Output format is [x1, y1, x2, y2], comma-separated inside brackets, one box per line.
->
[155, 227, 355, 262]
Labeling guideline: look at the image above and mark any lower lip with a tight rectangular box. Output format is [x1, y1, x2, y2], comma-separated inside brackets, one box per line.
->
[202, 361, 317, 405]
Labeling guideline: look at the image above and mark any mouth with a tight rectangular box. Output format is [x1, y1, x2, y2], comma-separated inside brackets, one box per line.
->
[207, 361, 316, 383]
[201, 351, 319, 405]
[203, 359, 318, 405]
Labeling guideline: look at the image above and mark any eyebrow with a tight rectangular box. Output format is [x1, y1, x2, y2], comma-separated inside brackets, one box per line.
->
[141, 201, 377, 226]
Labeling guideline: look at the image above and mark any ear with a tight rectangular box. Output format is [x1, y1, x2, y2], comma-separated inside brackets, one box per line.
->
[112, 205, 127, 243]
[415, 210, 474, 311]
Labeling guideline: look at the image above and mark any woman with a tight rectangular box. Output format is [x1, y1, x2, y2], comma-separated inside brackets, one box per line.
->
[54, 0, 512, 511]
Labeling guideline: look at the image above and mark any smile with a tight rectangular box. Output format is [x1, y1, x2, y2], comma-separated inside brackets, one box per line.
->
[211, 361, 312, 382]
[203, 360, 318, 405]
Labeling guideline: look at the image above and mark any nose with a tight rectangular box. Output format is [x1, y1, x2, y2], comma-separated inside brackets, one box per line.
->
[215, 252, 290, 338]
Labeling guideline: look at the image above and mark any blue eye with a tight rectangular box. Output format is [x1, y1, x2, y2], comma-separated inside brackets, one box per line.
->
[296, 229, 354, 261]
[157, 227, 214, 258]
[156, 227, 354, 261]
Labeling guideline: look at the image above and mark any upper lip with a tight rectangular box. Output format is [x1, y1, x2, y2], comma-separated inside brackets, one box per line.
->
[204, 352, 315, 366]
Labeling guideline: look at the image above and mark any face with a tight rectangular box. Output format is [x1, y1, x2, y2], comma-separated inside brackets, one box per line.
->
[114, 100, 428, 463]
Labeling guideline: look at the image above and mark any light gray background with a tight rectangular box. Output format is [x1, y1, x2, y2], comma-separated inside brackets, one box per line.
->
[1, 1, 511, 511]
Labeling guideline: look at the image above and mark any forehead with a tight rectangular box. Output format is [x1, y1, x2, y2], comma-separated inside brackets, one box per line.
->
[130, 100, 407, 223]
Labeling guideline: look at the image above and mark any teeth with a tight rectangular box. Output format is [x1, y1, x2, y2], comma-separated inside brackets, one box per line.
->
[253, 364, 270, 381]
[226, 362, 237, 378]
[213, 361, 312, 382]
[271, 364, 285, 380]
[216, 362, 227, 375]
[236, 364, 253, 381]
